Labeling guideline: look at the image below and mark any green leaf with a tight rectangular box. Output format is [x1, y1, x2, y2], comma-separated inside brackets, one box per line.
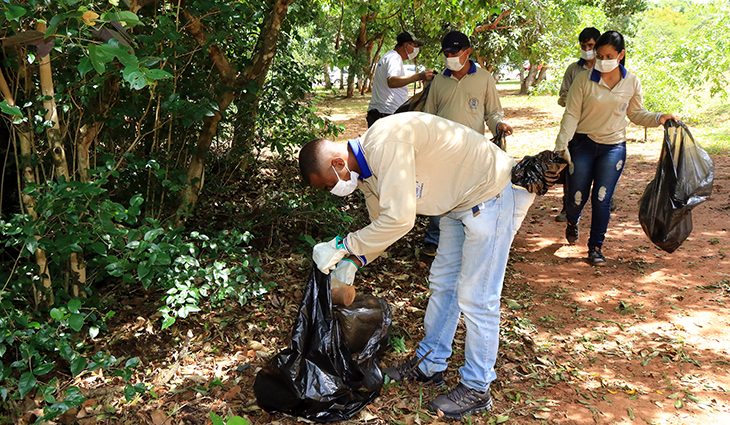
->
[145, 68, 172, 81]
[68, 313, 85, 332]
[34, 362, 55, 376]
[125, 357, 140, 368]
[103, 11, 141, 27]
[18, 371, 37, 398]
[41, 380, 57, 403]
[496, 415, 510, 424]
[78, 57, 94, 77]
[123, 67, 147, 90]
[209, 413, 225, 425]
[70, 356, 87, 376]
[67, 298, 81, 313]
[674, 398, 684, 409]
[137, 261, 151, 279]
[64, 386, 85, 406]
[0, 101, 22, 117]
[50, 308, 65, 321]
[4, 5, 26, 21]
[161, 315, 175, 330]
[144, 228, 164, 242]
[226, 417, 251, 425]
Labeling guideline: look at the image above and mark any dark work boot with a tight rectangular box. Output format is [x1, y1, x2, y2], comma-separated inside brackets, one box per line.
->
[383, 355, 444, 386]
[587, 245, 606, 265]
[429, 383, 493, 419]
[565, 222, 579, 245]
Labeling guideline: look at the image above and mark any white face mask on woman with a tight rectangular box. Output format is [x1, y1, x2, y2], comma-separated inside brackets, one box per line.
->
[407, 46, 420, 60]
[444, 55, 466, 71]
[580, 49, 595, 60]
[330, 165, 359, 197]
[594, 58, 619, 73]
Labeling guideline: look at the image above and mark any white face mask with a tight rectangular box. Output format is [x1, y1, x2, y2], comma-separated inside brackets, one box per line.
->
[594, 58, 619, 73]
[580, 49, 595, 60]
[407, 46, 419, 60]
[445, 55, 466, 71]
[330, 165, 359, 197]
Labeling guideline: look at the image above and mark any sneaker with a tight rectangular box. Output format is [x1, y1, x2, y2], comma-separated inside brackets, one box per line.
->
[383, 355, 444, 386]
[422, 243, 438, 257]
[429, 383, 493, 419]
[565, 222, 579, 245]
[555, 210, 567, 222]
[587, 246, 606, 265]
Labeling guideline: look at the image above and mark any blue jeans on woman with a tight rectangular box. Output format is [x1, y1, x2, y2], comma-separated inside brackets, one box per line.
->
[566, 134, 626, 249]
[415, 183, 535, 391]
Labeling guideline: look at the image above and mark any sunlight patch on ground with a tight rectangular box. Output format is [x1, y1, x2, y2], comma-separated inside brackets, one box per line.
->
[552, 244, 585, 258]
[323, 113, 359, 122]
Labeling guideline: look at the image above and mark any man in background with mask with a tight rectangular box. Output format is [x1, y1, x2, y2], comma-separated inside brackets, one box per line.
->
[300, 112, 535, 419]
[555, 27, 601, 222]
[367, 31, 434, 127]
[420, 30, 512, 256]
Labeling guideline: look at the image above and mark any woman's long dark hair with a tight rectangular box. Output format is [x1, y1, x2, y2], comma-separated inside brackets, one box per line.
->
[595, 30, 626, 66]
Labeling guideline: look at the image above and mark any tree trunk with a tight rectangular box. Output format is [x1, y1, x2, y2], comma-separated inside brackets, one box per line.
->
[520, 62, 538, 94]
[176, 0, 293, 224]
[347, 12, 373, 99]
[37, 22, 83, 298]
[0, 68, 52, 306]
[323, 64, 332, 89]
[535, 63, 548, 86]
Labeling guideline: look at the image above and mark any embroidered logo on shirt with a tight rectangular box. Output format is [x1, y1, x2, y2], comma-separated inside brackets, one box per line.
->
[469, 97, 479, 110]
[416, 182, 423, 199]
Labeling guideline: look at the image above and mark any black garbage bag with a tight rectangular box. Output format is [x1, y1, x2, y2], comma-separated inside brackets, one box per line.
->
[511, 150, 568, 195]
[638, 121, 714, 253]
[253, 267, 391, 422]
[394, 80, 431, 114]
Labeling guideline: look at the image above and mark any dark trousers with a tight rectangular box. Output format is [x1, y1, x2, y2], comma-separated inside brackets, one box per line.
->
[366, 109, 390, 128]
[566, 134, 626, 248]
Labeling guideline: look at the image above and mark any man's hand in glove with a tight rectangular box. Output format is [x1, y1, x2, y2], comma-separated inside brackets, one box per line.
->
[330, 259, 359, 306]
[312, 236, 349, 274]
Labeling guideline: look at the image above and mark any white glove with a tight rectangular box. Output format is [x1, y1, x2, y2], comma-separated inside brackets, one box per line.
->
[331, 259, 358, 288]
[312, 236, 349, 274]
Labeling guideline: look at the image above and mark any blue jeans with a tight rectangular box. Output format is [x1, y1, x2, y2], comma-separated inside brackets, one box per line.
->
[566, 135, 626, 248]
[424, 216, 440, 245]
[415, 183, 535, 391]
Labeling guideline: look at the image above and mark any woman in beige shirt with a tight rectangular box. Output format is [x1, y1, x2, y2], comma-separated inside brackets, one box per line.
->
[554, 30, 676, 265]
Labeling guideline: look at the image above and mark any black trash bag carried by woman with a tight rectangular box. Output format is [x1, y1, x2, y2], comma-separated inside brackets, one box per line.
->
[638, 121, 714, 253]
[253, 267, 391, 422]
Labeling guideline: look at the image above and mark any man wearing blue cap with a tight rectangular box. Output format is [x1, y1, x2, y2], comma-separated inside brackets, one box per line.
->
[420, 30, 513, 256]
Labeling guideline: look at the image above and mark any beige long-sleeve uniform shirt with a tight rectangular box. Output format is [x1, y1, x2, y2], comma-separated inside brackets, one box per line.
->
[557, 59, 590, 107]
[342, 112, 515, 266]
[555, 66, 662, 151]
[422, 61, 504, 135]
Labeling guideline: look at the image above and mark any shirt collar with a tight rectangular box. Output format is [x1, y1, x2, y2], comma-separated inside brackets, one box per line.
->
[347, 138, 372, 179]
[443, 60, 477, 77]
[589, 63, 627, 82]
